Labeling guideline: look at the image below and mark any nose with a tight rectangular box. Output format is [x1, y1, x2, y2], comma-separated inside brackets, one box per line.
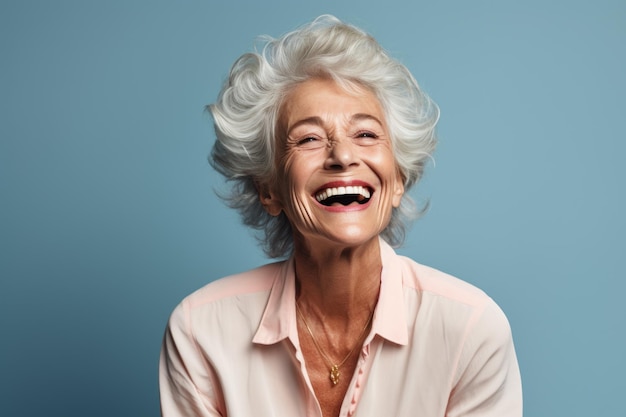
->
[324, 138, 358, 170]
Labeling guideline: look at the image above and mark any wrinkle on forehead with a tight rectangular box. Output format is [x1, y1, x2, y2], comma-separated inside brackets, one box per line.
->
[278, 77, 383, 133]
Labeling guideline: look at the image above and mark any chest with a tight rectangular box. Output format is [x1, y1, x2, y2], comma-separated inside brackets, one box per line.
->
[299, 338, 362, 417]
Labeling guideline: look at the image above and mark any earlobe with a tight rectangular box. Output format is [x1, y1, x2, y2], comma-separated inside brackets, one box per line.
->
[392, 175, 405, 208]
[258, 184, 283, 216]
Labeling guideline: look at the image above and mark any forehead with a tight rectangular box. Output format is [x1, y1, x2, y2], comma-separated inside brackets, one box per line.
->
[280, 78, 385, 128]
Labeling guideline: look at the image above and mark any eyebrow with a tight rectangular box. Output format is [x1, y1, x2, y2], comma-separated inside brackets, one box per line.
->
[287, 113, 384, 136]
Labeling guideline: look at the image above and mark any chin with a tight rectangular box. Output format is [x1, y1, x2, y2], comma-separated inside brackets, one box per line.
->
[322, 227, 381, 248]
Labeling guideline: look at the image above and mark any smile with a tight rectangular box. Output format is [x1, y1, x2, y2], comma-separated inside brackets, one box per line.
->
[315, 185, 372, 206]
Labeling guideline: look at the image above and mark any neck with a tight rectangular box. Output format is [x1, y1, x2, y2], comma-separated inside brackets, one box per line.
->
[293, 236, 382, 321]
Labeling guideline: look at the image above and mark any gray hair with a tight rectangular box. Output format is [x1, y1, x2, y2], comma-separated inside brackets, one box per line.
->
[208, 15, 439, 258]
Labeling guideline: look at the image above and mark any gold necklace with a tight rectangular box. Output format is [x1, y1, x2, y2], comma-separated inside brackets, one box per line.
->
[295, 302, 374, 386]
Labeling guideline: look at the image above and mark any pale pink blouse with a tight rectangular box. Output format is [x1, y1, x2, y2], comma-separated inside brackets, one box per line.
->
[160, 240, 522, 416]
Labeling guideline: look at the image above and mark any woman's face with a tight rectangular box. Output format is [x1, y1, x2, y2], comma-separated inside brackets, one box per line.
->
[261, 78, 404, 249]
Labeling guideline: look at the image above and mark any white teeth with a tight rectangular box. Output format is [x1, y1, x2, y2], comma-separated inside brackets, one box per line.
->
[315, 185, 371, 202]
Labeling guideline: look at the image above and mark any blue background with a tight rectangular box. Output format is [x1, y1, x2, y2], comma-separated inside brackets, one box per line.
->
[1, 1, 624, 416]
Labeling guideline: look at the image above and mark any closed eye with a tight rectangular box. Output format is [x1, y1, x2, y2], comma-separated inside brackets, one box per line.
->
[356, 131, 378, 138]
[298, 136, 320, 145]
[353, 131, 380, 145]
[295, 136, 326, 149]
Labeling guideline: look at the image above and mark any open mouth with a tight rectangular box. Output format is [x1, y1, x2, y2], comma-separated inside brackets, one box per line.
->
[315, 185, 372, 206]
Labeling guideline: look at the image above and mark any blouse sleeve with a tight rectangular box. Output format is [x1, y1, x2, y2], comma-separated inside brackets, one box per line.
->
[446, 299, 523, 417]
[159, 301, 225, 417]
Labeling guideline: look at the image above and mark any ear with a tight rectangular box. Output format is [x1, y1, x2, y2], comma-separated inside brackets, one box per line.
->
[391, 171, 405, 208]
[258, 182, 283, 216]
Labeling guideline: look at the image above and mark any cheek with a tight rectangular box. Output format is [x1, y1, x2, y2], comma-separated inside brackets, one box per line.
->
[364, 149, 404, 206]
[365, 148, 399, 180]
[278, 152, 312, 202]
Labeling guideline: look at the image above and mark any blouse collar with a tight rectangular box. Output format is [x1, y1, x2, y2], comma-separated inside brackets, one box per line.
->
[252, 238, 408, 347]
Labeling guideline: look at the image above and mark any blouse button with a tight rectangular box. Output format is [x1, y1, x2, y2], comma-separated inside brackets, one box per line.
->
[361, 348, 369, 358]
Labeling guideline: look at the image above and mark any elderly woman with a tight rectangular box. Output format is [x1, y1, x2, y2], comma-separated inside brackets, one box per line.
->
[160, 15, 522, 417]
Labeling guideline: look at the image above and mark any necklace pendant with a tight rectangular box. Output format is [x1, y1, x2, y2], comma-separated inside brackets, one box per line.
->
[329, 364, 340, 385]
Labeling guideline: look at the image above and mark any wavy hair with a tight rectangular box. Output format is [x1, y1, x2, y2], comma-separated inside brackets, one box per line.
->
[208, 15, 439, 258]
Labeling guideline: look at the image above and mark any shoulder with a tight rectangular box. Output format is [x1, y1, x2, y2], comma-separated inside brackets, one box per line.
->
[397, 255, 491, 306]
[396, 255, 512, 336]
[166, 261, 285, 338]
[380, 249, 522, 414]
[183, 261, 284, 309]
